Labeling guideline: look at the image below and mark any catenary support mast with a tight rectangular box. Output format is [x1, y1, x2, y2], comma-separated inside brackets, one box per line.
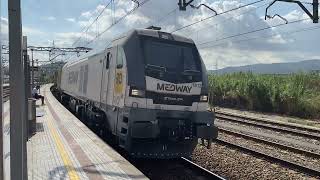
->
[8, 0, 28, 179]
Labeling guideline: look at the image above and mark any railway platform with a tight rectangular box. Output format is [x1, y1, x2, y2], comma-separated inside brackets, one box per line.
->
[3, 85, 148, 180]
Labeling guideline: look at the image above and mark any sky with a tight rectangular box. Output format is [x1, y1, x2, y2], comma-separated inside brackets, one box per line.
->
[1, 0, 319, 70]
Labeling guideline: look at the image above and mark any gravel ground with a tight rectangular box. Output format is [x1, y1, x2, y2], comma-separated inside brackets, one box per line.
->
[218, 132, 320, 171]
[192, 143, 319, 180]
[216, 120, 320, 152]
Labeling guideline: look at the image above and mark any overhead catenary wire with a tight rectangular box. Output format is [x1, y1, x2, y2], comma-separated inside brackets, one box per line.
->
[65, 0, 152, 62]
[299, 0, 320, 5]
[199, 24, 320, 49]
[154, 1, 268, 34]
[72, 0, 142, 47]
[198, 18, 309, 47]
[151, 7, 179, 27]
[67, 0, 315, 62]
[171, 0, 266, 33]
[187, 1, 272, 37]
[68, 0, 264, 56]
[72, 0, 108, 37]
[72, 0, 113, 47]
[86, 0, 151, 45]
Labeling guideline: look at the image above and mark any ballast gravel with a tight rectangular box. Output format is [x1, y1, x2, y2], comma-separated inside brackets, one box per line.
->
[191, 143, 319, 180]
[216, 119, 320, 153]
[218, 132, 320, 172]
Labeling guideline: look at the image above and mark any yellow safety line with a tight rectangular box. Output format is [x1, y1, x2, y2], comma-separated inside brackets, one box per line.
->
[46, 114, 80, 180]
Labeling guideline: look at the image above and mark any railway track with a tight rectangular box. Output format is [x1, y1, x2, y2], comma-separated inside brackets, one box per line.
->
[215, 111, 320, 140]
[219, 127, 320, 159]
[180, 157, 226, 180]
[132, 157, 226, 180]
[57, 86, 226, 180]
[215, 110, 320, 177]
[215, 138, 320, 177]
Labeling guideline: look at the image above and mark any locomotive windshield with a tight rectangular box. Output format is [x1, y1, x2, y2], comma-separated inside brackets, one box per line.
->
[144, 39, 200, 72]
[142, 37, 202, 82]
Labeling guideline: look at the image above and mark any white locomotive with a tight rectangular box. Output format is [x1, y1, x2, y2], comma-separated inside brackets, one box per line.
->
[57, 28, 218, 158]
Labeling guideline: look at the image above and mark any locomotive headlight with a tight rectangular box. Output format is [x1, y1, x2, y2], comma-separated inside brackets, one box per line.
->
[130, 88, 145, 98]
[200, 95, 208, 102]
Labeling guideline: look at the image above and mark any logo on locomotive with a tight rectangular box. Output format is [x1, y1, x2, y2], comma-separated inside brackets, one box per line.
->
[156, 83, 192, 93]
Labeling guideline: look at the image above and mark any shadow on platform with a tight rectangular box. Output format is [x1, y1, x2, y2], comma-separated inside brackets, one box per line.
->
[48, 161, 146, 180]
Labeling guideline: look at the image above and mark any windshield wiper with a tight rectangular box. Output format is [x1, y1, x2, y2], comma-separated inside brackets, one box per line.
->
[145, 64, 167, 72]
[183, 69, 200, 74]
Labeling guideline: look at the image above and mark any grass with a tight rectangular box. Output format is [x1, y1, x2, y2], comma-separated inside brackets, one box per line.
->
[208, 72, 320, 120]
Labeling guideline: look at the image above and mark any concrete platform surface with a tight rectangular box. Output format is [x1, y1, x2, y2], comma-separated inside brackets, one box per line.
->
[3, 85, 148, 180]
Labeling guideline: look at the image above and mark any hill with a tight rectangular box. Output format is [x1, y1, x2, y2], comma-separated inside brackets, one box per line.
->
[209, 60, 320, 74]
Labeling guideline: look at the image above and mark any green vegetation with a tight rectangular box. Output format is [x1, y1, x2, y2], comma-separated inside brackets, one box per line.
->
[38, 61, 65, 85]
[208, 72, 320, 119]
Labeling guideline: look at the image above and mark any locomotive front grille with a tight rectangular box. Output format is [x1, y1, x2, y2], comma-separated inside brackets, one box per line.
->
[156, 116, 194, 141]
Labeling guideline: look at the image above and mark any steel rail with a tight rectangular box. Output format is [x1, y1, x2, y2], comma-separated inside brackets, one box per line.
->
[219, 127, 320, 159]
[216, 111, 320, 134]
[216, 113, 320, 140]
[180, 157, 226, 180]
[215, 139, 320, 177]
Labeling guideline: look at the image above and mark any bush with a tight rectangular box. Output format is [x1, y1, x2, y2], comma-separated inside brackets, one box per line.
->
[208, 72, 320, 119]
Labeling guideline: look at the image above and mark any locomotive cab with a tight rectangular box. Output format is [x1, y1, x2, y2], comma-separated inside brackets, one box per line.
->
[110, 29, 218, 157]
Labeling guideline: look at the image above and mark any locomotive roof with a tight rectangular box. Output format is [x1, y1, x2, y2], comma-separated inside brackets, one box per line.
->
[64, 28, 195, 67]
[111, 29, 194, 46]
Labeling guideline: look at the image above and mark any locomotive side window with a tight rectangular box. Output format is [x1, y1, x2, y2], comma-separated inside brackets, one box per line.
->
[117, 46, 125, 69]
[106, 52, 111, 69]
[83, 65, 88, 94]
[79, 66, 84, 92]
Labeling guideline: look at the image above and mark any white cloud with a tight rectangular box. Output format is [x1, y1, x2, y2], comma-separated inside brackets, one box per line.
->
[1, 17, 9, 42]
[73, 1, 153, 49]
[1, 17, 8, 24]
[65, 18, 76, 23]
[283, 10, 310, 23]
[23, 26, 46, 36]
[169, 1, 318, 68]
[267, 34, 287, 44]
[44, 16, 56, 21]
[54, 32, 95, 47]
[81, 11, 92, 19]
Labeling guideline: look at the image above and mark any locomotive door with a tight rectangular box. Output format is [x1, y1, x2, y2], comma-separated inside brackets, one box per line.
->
[100, 51, 112, 106]
[113, 46, 126, 107]
[113, 46, 127, 136]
